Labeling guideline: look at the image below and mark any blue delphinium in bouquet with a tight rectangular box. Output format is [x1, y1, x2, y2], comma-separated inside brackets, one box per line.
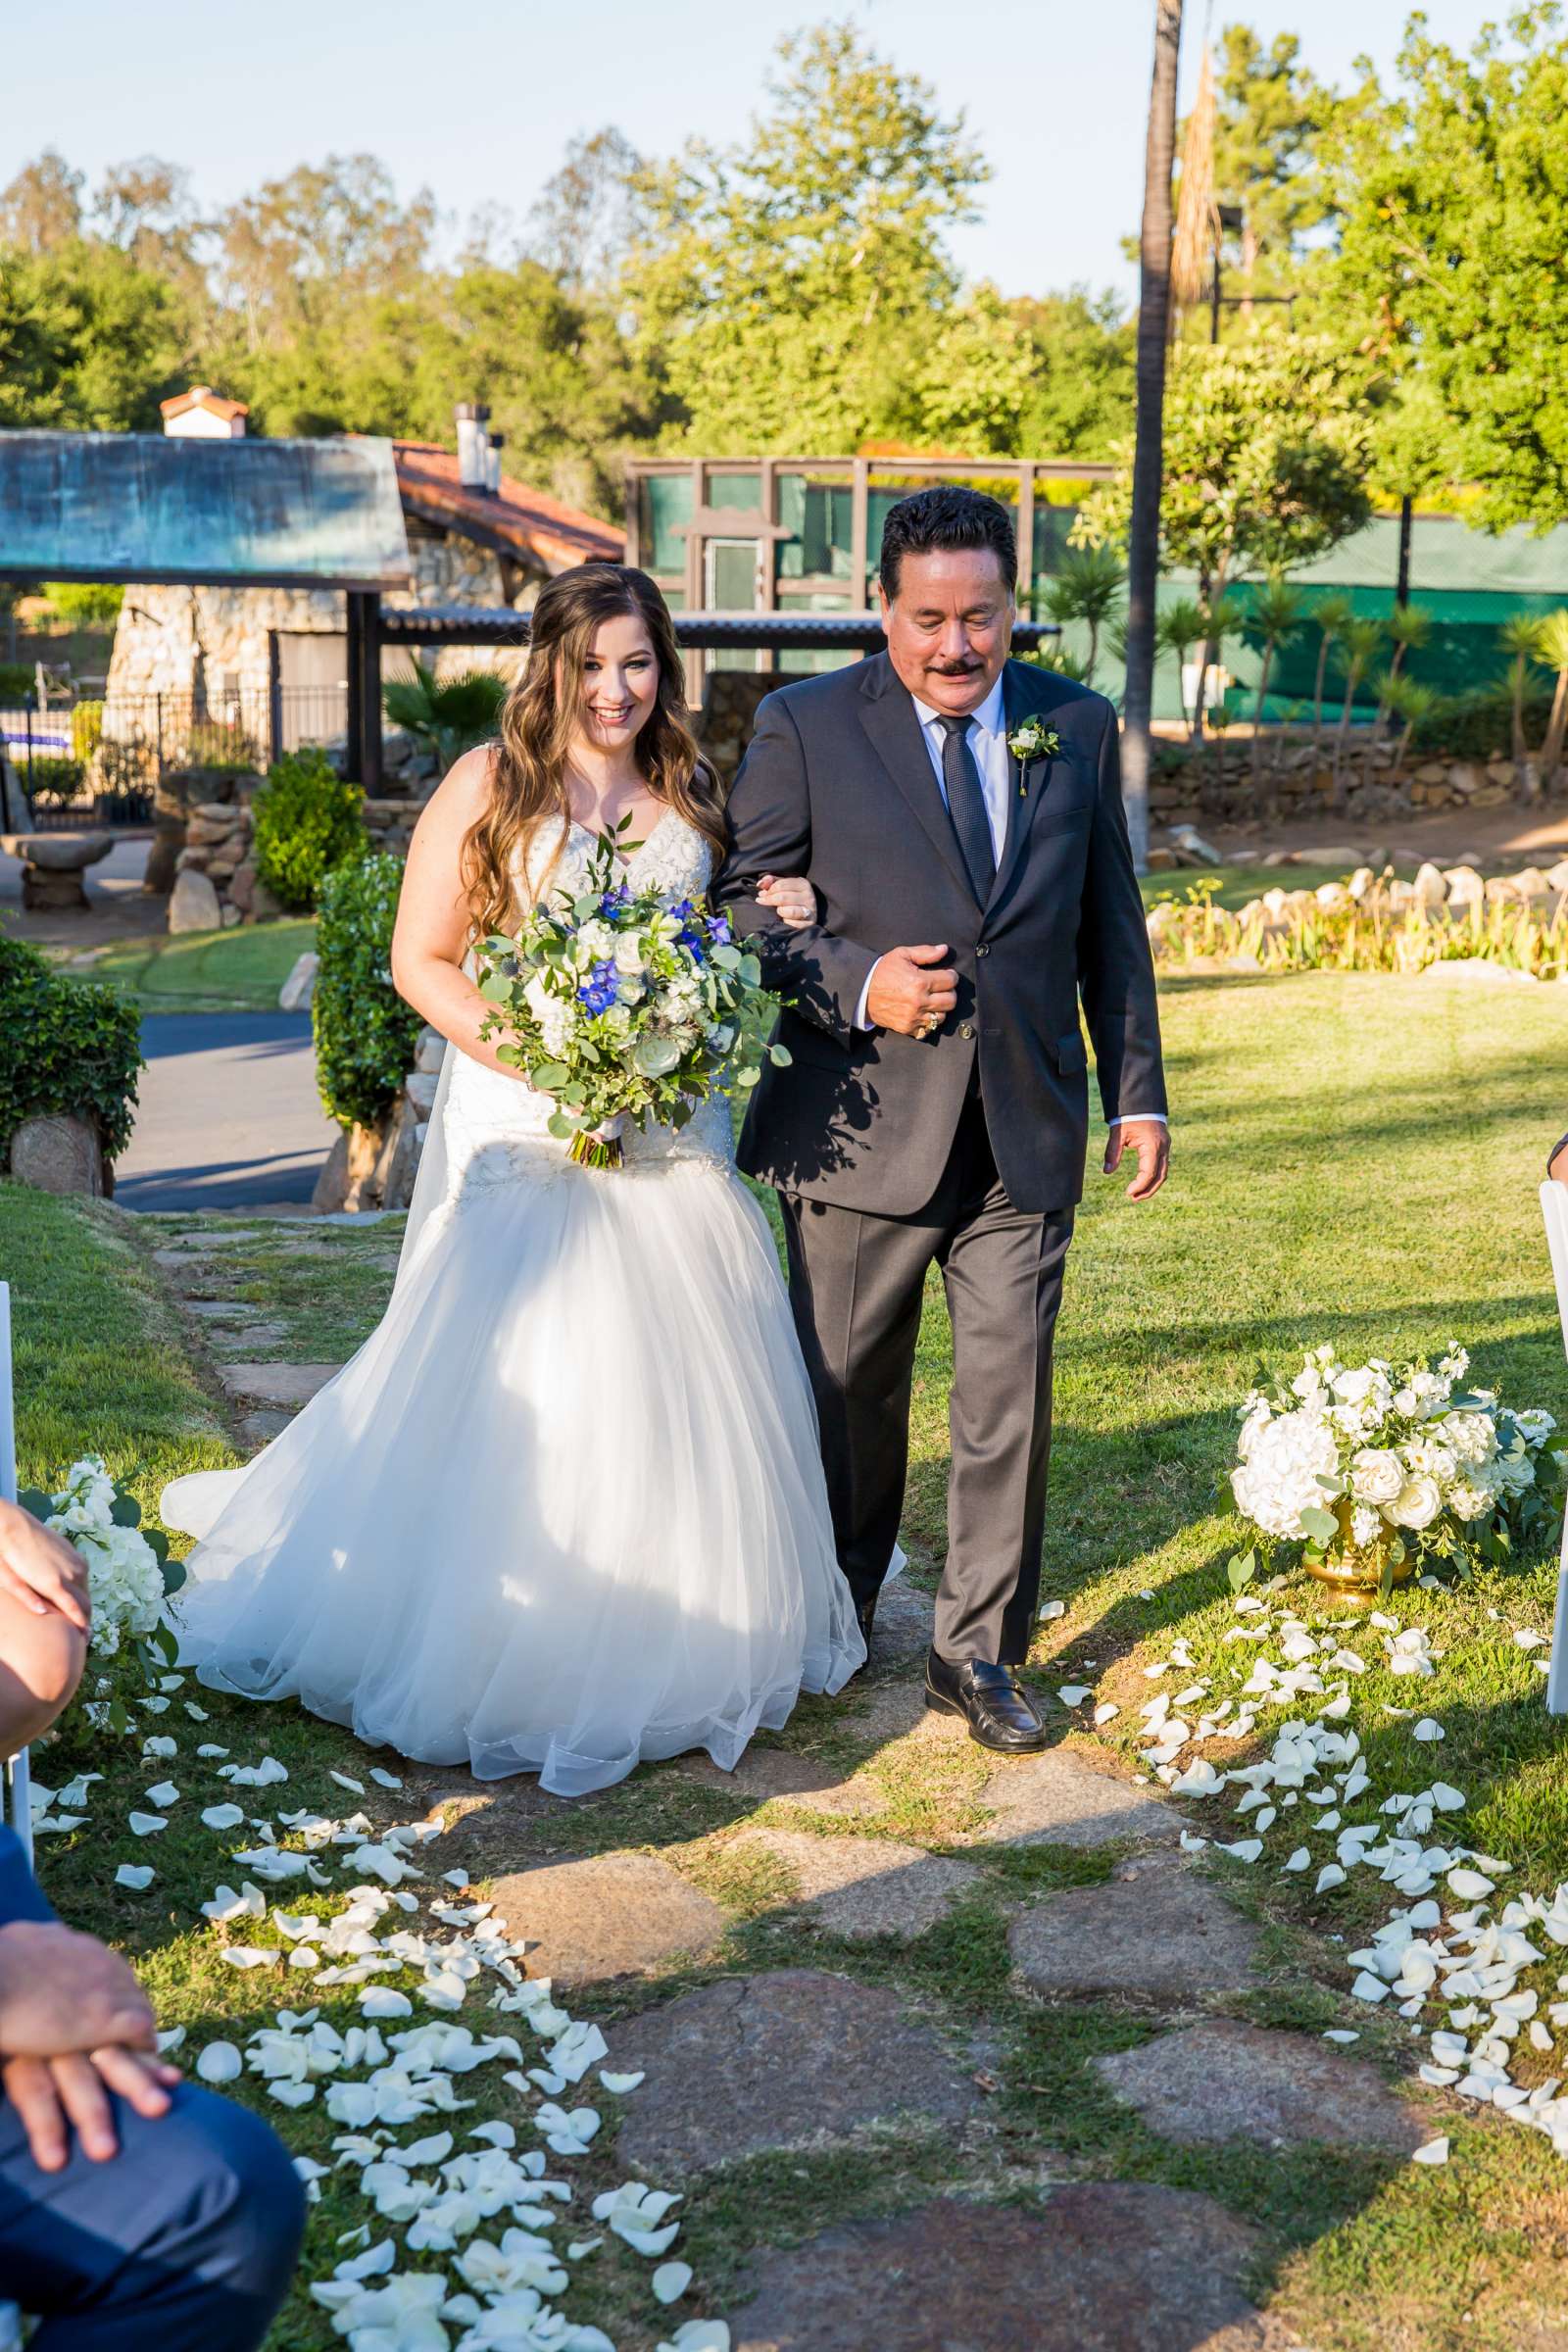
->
[475, 821, 790, 1169]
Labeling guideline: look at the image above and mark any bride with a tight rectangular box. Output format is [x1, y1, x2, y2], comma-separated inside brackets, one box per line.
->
[161, 562, 864, 1796]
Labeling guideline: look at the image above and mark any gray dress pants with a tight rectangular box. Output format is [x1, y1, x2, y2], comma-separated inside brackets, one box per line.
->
[780, 1087, 1074, 1665]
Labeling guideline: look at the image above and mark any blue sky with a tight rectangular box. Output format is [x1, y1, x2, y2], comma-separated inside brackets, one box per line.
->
[4, 0, 1505, 302]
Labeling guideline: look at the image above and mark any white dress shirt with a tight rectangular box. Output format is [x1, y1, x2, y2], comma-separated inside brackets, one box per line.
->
[849, 675, 1165, 1129]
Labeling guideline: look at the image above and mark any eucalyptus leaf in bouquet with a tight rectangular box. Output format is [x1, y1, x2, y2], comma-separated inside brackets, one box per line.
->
[475, 823, 789, 1170]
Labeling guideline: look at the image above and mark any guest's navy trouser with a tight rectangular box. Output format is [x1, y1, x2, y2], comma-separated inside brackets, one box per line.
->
[0, 2078, 305, 2349]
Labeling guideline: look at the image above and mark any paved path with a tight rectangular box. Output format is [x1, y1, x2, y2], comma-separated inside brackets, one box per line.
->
[116, 1013, 336, 1211]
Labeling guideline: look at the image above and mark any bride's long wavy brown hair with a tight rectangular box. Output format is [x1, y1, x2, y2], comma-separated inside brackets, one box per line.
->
[462, 562, 726, 939]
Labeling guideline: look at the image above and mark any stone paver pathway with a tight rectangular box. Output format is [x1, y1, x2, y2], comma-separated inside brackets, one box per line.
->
[1094, 2020, 1427, 2152]
[488, 1852, 725, 1984]
[1009, 1853, 1263, 1999]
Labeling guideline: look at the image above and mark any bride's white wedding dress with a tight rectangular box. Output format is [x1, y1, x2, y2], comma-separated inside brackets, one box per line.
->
[161, 811, 864, 1795]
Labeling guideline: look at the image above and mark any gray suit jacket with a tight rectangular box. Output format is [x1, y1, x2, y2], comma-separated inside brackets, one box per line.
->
[716, 653, 1166, 1217]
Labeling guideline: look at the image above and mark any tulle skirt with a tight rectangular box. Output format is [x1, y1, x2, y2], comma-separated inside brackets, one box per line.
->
[161, 1151, 864, 1796]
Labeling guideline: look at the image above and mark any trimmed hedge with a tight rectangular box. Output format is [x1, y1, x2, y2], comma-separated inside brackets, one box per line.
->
[313, 853, 423, 1131]
[252, 747, 366, 913]
[0, 935, 143, 1162]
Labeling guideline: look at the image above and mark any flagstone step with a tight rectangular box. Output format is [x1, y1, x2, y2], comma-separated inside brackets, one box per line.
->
[975, 1748, 1185, 1850]
[1093, 2020, 1427, 2152]
[725, 2184, 1301, 2352]
[675, 1747, 890, 1817]
[487, 1850, 726, 1984]
[608, 1968, 980, 2173]
[215, 1362, 340, 1408]
[727, 1827, 981, 1939]
[1009, 1854, 1262, 2001]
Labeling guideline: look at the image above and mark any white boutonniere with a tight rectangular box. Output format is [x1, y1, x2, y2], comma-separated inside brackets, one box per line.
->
[1007, 717, 1060, 794]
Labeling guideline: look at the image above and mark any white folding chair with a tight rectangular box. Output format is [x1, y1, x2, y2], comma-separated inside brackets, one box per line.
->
[0, 1283, 31, 1866]
[1540, 1183, 1568, 1716]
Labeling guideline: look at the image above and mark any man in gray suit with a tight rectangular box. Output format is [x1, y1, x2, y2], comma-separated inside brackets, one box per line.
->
[718, 487, 1168, 1753]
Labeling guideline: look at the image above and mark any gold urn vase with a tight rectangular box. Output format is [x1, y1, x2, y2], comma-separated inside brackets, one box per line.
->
[1303, 1496, 1416, 1609]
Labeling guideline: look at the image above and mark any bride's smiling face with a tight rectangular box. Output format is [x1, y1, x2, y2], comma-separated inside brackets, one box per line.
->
[572, 612, 661, 753]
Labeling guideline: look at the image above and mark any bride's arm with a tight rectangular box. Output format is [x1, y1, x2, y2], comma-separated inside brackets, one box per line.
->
[389, 748, 526, 1079]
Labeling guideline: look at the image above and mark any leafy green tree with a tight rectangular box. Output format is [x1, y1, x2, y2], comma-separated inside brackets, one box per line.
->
[0, 239, 182, 429]
[1319, 10, 1568, 531]
[0, 152, 85, 254]
[1079, 333, 1374, 743]
[623, 23, 996, 451]
[1009, 289, 1134, 458]
[1204, 26, 1333, 316]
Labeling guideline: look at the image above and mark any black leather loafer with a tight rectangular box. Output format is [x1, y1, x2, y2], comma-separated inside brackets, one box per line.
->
[848, 1596, 877, 1679]
[924, 1649, 1050, 1752]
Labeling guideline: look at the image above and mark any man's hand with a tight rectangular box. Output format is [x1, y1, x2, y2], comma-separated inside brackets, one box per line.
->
[0, 1921, 157, 2060]
[1550, 1133, 1568, 1187]
[0, 1498, 90, 1632]
[1103, 1119, 1169, 1202]
[865, 945, 957, 1039]
[3, 2048, 181, 2171]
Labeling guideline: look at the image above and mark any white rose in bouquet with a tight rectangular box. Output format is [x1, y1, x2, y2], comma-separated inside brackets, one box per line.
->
[1388, 1475, 1443, 1531]
[1441, 1411, 1496, 1468]
[612, 933, 648, 978]
[1349, 1447, 1404, 1504]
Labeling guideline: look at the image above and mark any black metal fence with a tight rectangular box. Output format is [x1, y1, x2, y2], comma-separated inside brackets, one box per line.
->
[2, 685, 349, 829]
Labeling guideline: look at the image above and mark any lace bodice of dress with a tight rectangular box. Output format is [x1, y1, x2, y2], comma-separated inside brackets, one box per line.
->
[441, 810, 736, 1195]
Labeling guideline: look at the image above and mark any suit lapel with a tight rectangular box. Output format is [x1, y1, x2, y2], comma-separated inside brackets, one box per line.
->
[857, 658, 975, 903]
[988, 662, 1057, 909]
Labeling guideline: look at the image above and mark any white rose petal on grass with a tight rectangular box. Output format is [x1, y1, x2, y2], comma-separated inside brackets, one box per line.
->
[221, 1945, 280, 1969]
[658, 2323, 731, 2352]
[1094, 1701, 1120, 1727]
[143, 1781, 181, 1808]
[115, 1864, 155, 1891]
[1282, 1848, 1310, 1874]
[1056, 1686, 1092, 1708]
[1448, 1868, 1495, 1901]
[1038, 1599, 1065, 1621]
[329, 1771, 366, 1794]
[1515, 1630, 1546, 1650]
[196, 1744, 229, 1759]
[368, 1768, 403, 1789]
[127, 1811, 168, 1837]
[653, 2261, 694, 2305]
[1412, 1720, 1445, 1743]
[1351, 1972, 1390, 2003]
[201, 1804, 246, 1831]
[1411, 2137, 1450, 2166]
[1323, 2030, 1359, 2044]
[1171, 1759, 1223, 1797]
[196, 2041, 242, 2084]
[601, 2070, 646, 2095]
[1315, 1864, 1347, 1894]
[360, 1987, 414, 2019]
[141, 1737, 177, 1760]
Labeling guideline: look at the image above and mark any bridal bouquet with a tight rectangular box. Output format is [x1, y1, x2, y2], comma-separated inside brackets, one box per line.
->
[1228, 1343, 1563, 1593]
[475, 822, 789, 1169]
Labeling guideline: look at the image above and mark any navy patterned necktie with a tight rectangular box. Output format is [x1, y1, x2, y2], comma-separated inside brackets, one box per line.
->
[936, 713, 996, 904]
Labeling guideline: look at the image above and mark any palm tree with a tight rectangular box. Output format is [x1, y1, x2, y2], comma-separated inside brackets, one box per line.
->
[1385, 600, 1433, 681]
[1034, 641, 1093, 685]
[1380, 671, 1441, 782]
[1499, 612, 1544, 795]
[1045, 544, 1126, 686]
[1331, 614, 1384, 803]
[1120, 0, 1185, 873]
[1155, 595, 1206, 729]
[1244, 570, 1306, 804]
[1306, 594, 1354, 775]
[382, 660, 508, 771]
[1535, 608, 1568, 789]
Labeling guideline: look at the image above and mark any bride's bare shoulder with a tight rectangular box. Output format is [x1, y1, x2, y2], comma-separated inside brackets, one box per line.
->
[412, 743, 501, 844]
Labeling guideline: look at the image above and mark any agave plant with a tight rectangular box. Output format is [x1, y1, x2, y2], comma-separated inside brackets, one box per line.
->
[1155, 596, 1207, 729]
[1044, 544, 1126, 686]
[1536, 609, 1568, 788]
[383, 660, 508, 770]
[1243, 569, 1306, 804]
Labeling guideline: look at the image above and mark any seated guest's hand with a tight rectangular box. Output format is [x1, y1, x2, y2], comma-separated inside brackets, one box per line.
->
[0, 1921, 179, 2168]
[756, 874, 818, 929]
[2, 2046, 182, 2170]
[1550, 1133, 1568, 1186]
[0, 1497, 91, 1633]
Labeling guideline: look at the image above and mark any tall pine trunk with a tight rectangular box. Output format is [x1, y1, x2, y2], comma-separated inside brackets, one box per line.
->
[1119, 0, 1184, 876]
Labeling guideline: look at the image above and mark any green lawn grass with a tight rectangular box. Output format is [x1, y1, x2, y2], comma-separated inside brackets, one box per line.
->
[4, 966, 1568, 2349]
[63, 919, 317, 1013]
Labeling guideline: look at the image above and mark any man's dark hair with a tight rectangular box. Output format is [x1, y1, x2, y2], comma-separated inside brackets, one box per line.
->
[878, 486, 1017, 602]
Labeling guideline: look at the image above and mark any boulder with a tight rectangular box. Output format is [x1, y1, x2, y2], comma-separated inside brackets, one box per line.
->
[1512, 865, 1550, 900]
[1412, 861, 1446, 907]
[413, 1024, 445, 1075]
[184, 815, 240, 848]
[142, 822, 185, 896]
[311, 1120, 385, 1214]
[174, 848, 213, 872]
[404, 1071, 439, 1118]
[248, 878, 289, 922]
[371, 1098, 423, 1212]
[1443, 865, 1485, 906]
[1447, 763, 1484, 798]
[278, 952, 318, 1012]
[226, 859, 257, 914]
[1546, 858, 1568, 894]
[2, 831, 114, 873]
[220, 905, 242, 928]
[1348, 865, 1377, 900]
[9, 1114, 105, 1198]
[1487, 759, 1517, 787]
[168, 866, 222, 935]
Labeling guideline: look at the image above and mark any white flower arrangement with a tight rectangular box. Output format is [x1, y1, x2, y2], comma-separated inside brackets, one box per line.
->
[1228, 1344, 1564, 1592]
[19, 1455, 184, 1712]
